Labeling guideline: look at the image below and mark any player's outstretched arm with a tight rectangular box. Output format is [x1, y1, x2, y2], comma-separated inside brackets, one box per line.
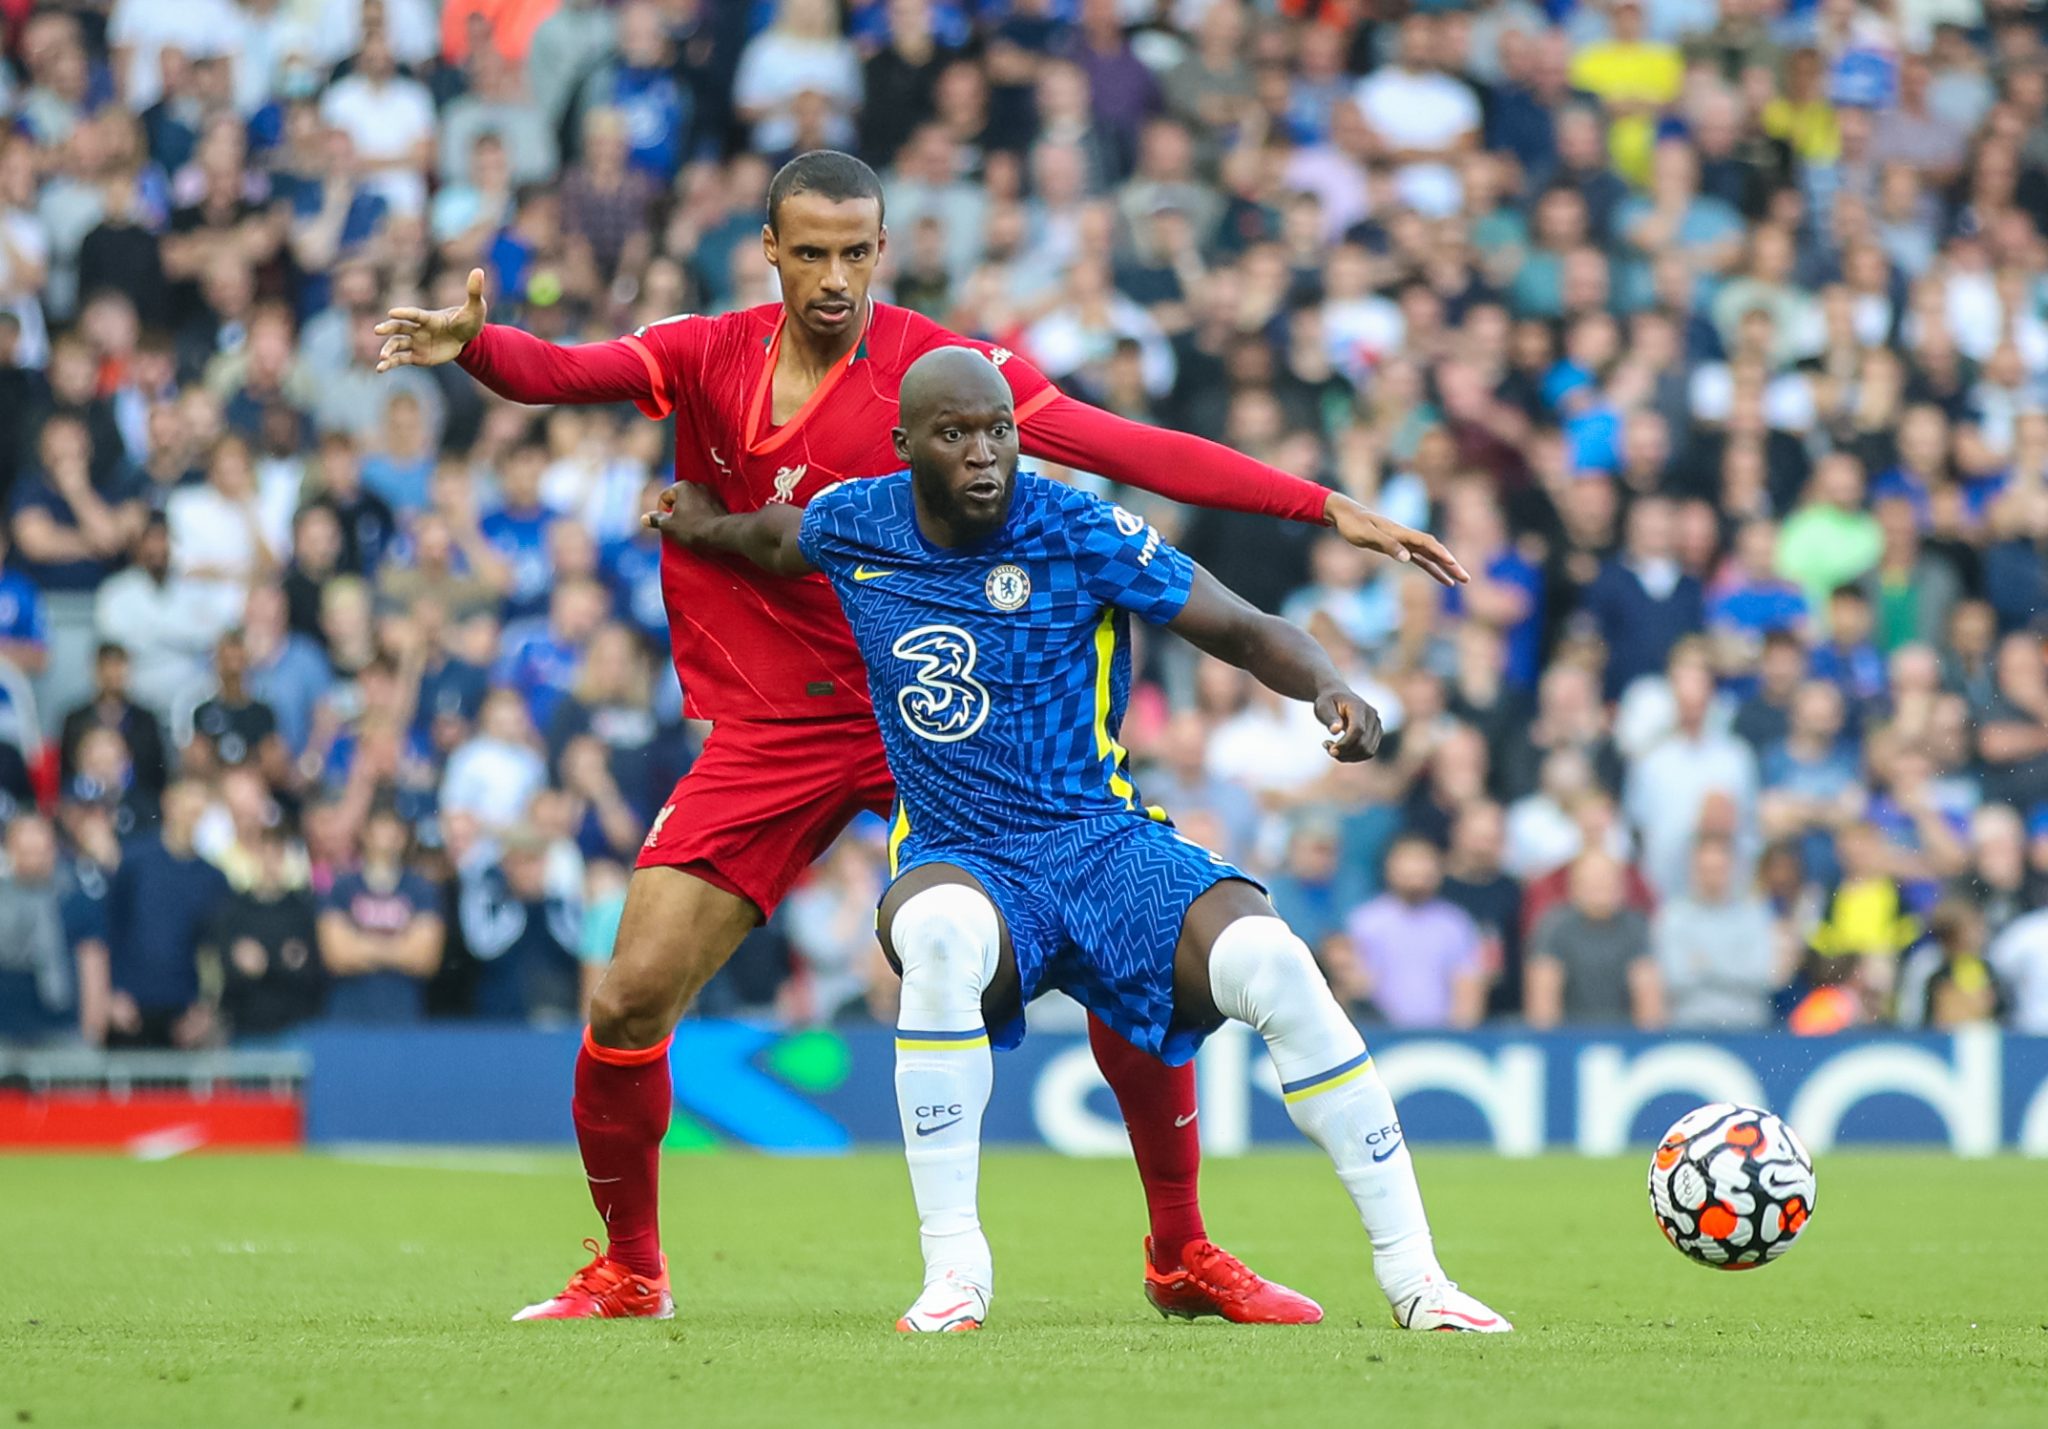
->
[1019, 397, 1467, 586]
[642, 482, 813, 577]
[1167, 566, 1382, 762]
[375, 268, 488, 370]
[376, 268, 659, 407]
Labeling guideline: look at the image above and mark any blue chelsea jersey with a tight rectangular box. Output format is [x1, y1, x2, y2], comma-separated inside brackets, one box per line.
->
[797, 472, 1194, 853]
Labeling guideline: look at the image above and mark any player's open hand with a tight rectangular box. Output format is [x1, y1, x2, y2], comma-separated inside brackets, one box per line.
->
[643, 481, 728, 548]
[1325, 494, 1468, 587]
[375, 268, 488, 372]
[1315, 688, 1383, 763]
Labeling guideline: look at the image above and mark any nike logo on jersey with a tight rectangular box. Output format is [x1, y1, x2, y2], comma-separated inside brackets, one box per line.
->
[853, 566, 895, 582]
[1174, 1112, 1197, 1128]
[915, 1116, 962, 1137]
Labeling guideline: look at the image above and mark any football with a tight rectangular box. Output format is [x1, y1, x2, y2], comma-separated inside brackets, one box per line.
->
[1648, 1103, 1817, 1270]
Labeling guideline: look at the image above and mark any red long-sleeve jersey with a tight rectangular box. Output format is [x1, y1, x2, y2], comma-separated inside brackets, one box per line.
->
[457, 302, 1333, 722]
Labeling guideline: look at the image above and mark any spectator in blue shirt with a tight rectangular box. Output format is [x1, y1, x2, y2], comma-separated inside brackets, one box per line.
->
[357, 390, 437, 514]
[496, 578, 611, 731]
[0, 523, 52, 681]
[1708, 519, 1809, 650]
[1581, 496, 1706, 700]
[7, 414, 148, 595]
[601, 477, 671, 643]
[413, 605, 494, 755]
[286, 127, 391, 315]
[1808, 584, 1889, 720]
[1264, 818, 1349, 954]
[1442, 483, 1544, 691]
[317, 803, 446, 1023]
[307, 431, 398, 577]
[459, 823, 582, 1023]
[480, 443, 556, 620]
[576, 2, 697, 180]
[243, 583, 333, 759]
[1761, 681, 1862, 887]
[104, 781, 230, 1048]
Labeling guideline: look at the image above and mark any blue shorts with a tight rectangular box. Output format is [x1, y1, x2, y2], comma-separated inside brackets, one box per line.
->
[894, 813, 1260, 1065]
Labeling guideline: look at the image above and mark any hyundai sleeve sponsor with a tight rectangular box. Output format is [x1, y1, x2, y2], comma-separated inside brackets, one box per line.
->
[283, 1024, 2048, 1156]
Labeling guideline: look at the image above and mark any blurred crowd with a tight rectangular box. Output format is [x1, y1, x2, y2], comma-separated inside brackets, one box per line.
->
[1, 0, 2047, 1053]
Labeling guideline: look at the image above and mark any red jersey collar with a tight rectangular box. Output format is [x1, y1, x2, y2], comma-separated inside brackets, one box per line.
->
[744, 299, 874, 457]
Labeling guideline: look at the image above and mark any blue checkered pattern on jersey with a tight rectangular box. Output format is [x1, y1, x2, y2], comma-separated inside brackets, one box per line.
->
[798, 471, 1192, 853]
[800, 471, 1259, 1063]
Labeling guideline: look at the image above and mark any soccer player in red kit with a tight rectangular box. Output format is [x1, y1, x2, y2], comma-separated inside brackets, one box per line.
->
[376, 151, 1465, 1325]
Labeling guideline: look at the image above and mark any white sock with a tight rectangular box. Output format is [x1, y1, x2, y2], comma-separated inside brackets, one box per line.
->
[889, 883, 1000, 1293]
[1207, 915, 1444, 1306]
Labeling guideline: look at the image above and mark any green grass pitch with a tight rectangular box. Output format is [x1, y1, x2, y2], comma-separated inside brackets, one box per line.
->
[2, 1149, 2045, 1428]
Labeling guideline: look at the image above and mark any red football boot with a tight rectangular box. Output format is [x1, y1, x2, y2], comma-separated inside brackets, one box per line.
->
[512, 1240, 675, 1321]
[1142, 1238, 1324, 1325]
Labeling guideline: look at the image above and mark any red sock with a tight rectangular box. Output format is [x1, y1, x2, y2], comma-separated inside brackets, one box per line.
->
[1087, 1014, 1207, 1271]
[572, 1028, 672, 1279]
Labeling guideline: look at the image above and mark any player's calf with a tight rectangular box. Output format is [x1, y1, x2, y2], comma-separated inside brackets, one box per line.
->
[1204, 914, 1511, 1333]
[888, 879, 1003, 1320]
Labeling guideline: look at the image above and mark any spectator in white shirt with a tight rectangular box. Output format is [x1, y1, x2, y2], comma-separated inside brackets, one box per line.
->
[93, 516, 219, 717]
[318, 28, 435, 217]
[1625, 651, 1761, 898]
[166, 434, 280, 643]
[312, 0, 440, 71]
[1990, 908, 2048, 1034]
[107, 0, 242, 113]
[733, 0, 862, 156]
[440, 689, 549, 835]
[1352, 14, 1480, 218]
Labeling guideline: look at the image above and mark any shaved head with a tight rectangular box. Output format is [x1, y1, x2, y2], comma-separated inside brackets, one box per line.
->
[893, 348, 1021, 545]
[897, 347, 1013, 430]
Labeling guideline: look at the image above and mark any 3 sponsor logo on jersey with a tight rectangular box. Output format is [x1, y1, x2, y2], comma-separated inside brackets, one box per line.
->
[984, 563, 1031, 611]
[892, 624, 990, 743]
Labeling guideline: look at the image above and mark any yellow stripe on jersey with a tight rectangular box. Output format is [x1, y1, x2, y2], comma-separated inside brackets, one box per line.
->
[888, 801, 912, 877]
[1091, 611, 1138, 811]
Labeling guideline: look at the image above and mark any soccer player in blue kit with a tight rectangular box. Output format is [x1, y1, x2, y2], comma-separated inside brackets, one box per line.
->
[649, 347, 1508, 1336]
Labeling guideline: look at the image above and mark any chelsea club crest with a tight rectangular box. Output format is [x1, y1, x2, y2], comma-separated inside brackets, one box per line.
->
[984, 564, 1031, 612]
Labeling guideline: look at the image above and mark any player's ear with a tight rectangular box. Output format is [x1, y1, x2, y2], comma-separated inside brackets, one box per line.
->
[875, 226, 888, 261]
[761, 222, 777, 266]
[892, 426, 910, 464]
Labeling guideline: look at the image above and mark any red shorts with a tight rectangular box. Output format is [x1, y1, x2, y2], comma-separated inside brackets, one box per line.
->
[636, 716, 896, 918]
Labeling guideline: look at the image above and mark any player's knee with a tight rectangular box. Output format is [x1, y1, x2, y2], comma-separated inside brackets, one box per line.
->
[889, 883, 1001, 1003]
[588, 965, 684, 1050]
[1206, 915, 1330, 1032]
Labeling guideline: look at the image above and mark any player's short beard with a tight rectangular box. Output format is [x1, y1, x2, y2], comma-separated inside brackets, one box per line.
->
[914, 464, 1010, 543]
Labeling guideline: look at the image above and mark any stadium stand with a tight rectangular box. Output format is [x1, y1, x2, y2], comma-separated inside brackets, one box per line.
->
[1, 0, 2046, 1051]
